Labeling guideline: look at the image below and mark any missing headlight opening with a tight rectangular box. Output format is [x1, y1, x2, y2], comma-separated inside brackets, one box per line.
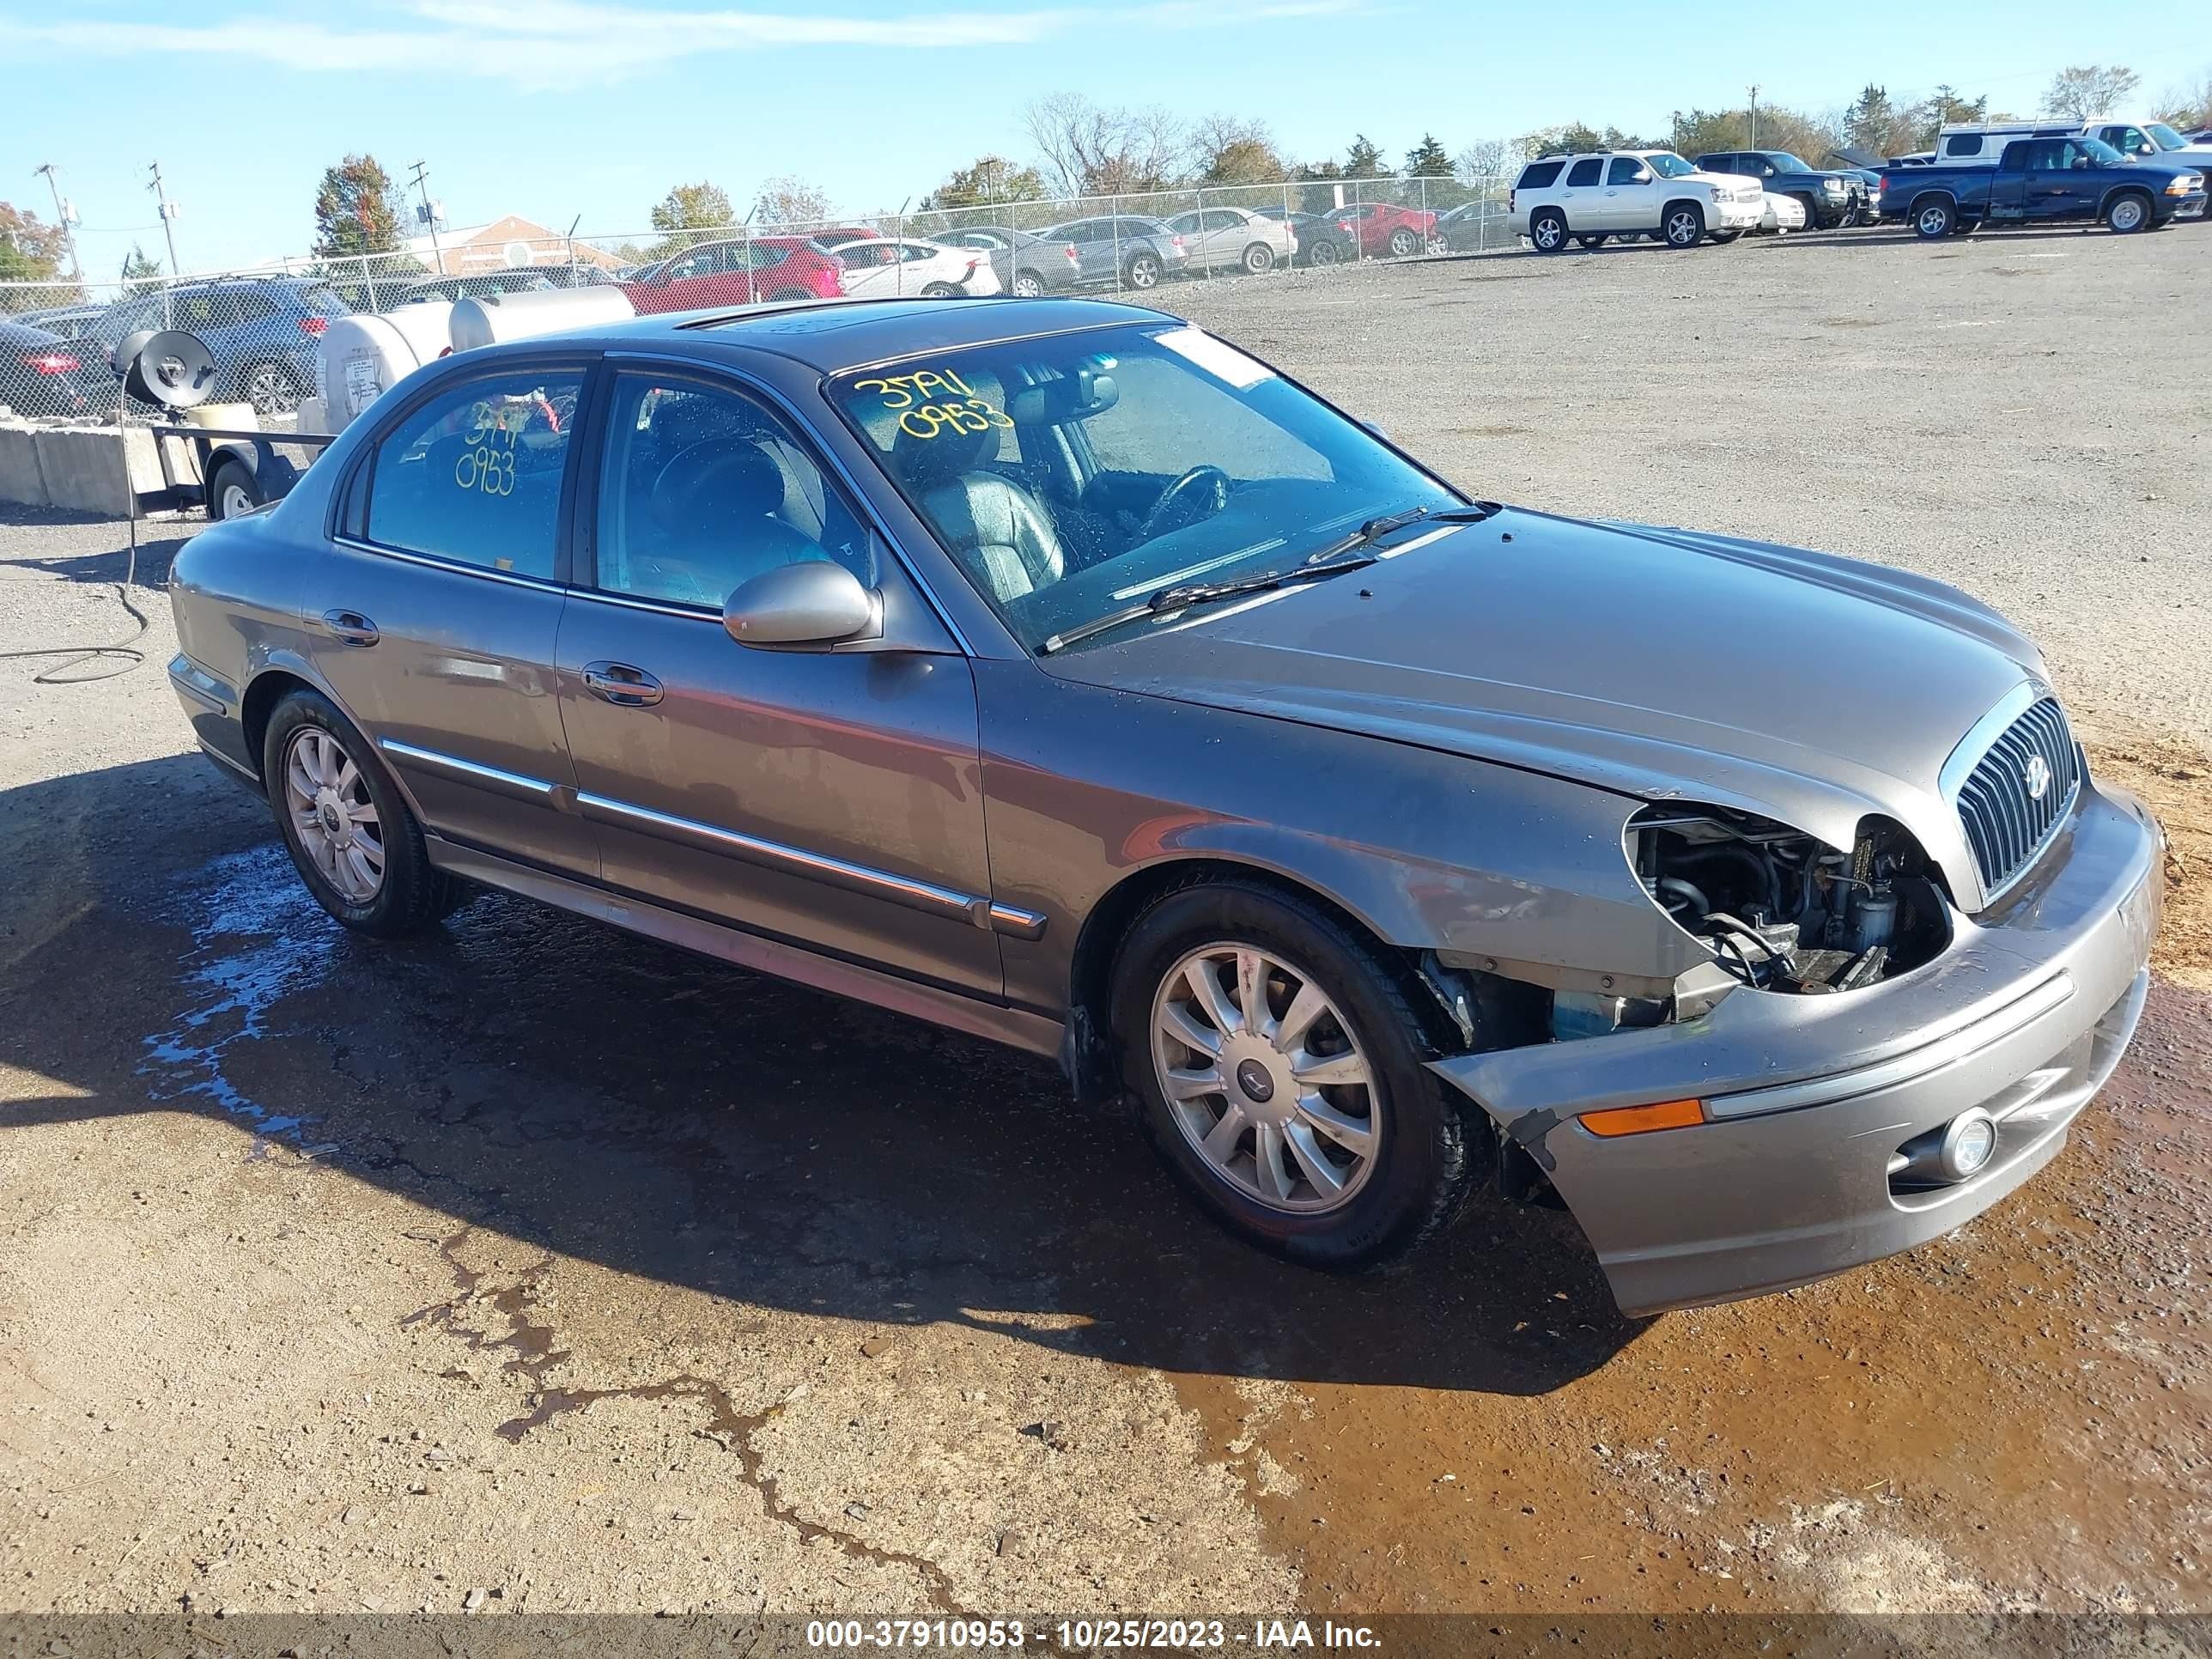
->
[1627, 803, 1950, 998]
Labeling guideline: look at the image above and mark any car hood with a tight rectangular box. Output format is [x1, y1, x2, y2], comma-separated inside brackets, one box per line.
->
[1040, 507, 2043, 869]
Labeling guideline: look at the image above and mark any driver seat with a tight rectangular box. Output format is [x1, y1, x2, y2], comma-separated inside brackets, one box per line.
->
[890, 421, 1064, 603]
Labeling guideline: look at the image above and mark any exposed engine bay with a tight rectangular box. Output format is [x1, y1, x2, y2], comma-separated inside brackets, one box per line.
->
[1627, 803, 1951, 996]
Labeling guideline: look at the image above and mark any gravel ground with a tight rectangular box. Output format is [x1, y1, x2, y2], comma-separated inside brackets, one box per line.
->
[2, 224, 2209, 1632]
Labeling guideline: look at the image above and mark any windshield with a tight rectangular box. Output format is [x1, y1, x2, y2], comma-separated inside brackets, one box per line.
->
[827, 323, 1458, 653]
[1766, 153, 1812, 173]
[1646, 153, 1698, 178]
[2148, 123, 2188, 150]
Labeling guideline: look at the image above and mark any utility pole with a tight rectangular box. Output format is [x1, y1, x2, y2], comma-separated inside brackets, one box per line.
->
[148, 161, 181, 324]
[33, 164, 82, 283]
[1747, 84, 1759, 148]
[408, 161, 444, 273]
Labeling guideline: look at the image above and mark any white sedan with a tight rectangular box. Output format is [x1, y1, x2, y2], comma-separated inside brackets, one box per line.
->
[1757, 192, 1808, 234]
[833, 238, 1004, 299]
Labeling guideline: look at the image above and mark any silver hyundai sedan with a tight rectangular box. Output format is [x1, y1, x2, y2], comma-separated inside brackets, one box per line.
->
[165, 297, 2163, 1315]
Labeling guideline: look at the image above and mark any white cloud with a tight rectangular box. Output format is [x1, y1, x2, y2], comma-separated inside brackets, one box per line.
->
[1, 0, 1363, 88]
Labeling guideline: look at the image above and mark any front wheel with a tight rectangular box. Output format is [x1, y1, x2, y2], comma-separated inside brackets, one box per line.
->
[1242, 242, 1276, 274]
[1575, 233, 1609, 249]
[263, 690, 460, 937]
[1912, 198, 1955, 239]
[1662, 203, 1706, 247]
[1708, 228, 1744, 243]
[1123, 252, 1162, 289]
[1528, 209, 1568, 253]
[1113, 880, 1480, 1271]
[2105, 192, 2151, 234]
[1387, 227, 1420, 257]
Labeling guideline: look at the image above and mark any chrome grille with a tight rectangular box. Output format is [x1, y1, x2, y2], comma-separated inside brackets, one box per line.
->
[1953, 696, 2081, 901]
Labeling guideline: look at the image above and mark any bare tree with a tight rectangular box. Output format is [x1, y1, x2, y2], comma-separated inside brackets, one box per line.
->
[1454, 138, 1507, 185]
[1024, 92, 1189, 198]
[2043, 64, 2142, 121]
[1190, 112, 1283, 184]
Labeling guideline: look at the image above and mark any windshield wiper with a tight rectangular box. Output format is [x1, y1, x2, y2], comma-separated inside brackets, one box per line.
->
[1036, 500, 1501, 657]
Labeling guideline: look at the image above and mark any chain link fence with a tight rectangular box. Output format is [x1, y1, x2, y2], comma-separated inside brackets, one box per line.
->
[0, 172, 1519, 502]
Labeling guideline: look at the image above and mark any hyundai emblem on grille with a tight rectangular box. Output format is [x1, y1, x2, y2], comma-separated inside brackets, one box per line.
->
[2024, 754, 2051, 800]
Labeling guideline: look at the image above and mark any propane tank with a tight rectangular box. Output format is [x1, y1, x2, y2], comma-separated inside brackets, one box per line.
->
[319, 302, 455, 430]
[448, 286, 635, 353]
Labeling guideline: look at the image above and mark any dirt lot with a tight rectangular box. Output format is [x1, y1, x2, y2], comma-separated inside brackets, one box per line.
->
[3, 225, 2209, 1634]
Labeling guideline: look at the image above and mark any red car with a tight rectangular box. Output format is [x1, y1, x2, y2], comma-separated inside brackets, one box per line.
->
[1332, 202, 1440, 258]
[621, 236, 846, 314]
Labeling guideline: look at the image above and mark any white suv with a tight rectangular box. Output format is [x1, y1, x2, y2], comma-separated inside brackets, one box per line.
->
[1509, 150, 1765, 251]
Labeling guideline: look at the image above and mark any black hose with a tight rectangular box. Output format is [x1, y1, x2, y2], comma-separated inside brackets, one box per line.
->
[1668, 842, 1782, 918]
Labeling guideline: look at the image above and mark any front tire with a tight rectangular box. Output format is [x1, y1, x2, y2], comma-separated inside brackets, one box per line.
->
[1387, 227, 1420, 257]
[262, 690, 459, 938]
[1242, 242, 1276, 274]
[1575, 233, 1609, 249]
[1662, 202, 1706, 247]
[1111, 880, 1479, 1271]
[2105, 191, 2151, 234]
[1708, 228, 1745, 243]
[1528, 209, 1568, 252]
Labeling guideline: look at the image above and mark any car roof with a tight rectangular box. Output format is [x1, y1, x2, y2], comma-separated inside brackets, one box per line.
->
[538, 295, 1176, 374]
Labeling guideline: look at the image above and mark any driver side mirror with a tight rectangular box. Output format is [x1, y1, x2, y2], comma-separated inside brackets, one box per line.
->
[723, 560, 882, 649]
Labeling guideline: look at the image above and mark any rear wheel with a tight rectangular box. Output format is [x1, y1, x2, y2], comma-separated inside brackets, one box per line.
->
[1387, 227, 1420, 257]
[1708, 228, 1745, 243]
[263, 690, 459, 938]
[920, 282, 959, 297]
[1662, 202, 1706, 247]
[240, 361, 299, 417]
[2105, 191, 2152, 234]
[1528, 209, 1568, 252]
[205, 456, 260, 521]
[1113, 880, 1480, 1271]
[1308, 237, 1344, 266]
[1911, 198, 1955, 239]
[1011, 270, 1046, 297]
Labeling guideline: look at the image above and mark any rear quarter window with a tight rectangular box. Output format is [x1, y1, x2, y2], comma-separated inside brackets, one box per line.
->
[1944, 135, 1984, 157]
[1517, 161, 1564, 189]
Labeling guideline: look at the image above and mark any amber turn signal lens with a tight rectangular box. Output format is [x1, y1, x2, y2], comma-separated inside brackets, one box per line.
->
[1578, 1097, 1706, 1137]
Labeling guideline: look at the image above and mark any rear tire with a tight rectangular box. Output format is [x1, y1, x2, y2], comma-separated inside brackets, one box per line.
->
[1309, 238, 1343, 266]
[1111, 878, 1480, 1272]
[1011, 270, 1046, 297]
[205, 457, 260, 521]
[1123, 252, 1162, 289]
[920, 282, 959, 297]
[1528, 209, 1568, 252]
[1708, 228, 1745, 243]
[262, 690, 458, 939]
[240, 361, 299, 418]
[1911, 198, 1955, 239]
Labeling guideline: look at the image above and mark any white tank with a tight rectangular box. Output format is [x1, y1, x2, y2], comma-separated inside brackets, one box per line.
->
[319, 302, 455, 429]
[449, 286, 635, 353]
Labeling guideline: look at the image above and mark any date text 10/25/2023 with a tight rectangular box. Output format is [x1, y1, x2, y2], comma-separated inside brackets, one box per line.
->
[803, 1619, 1383, 1650]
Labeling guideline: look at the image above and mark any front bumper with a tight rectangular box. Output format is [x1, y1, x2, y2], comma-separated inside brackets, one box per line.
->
[1432, 780, 2163, 1316]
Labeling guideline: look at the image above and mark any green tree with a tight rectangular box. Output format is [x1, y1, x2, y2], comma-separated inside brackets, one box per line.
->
[120, 245, 165, 297]
[649, 181, 737, 254]
[921, 155, 1047, 210]
[311, 154, 404, 261]
[2043, 64, 2142, 121]
[0, 203, 75, 313]
[1343, 134, 1389, 178]
[1403, 133, 1453, 176]
[1191, 114, 1285, 186]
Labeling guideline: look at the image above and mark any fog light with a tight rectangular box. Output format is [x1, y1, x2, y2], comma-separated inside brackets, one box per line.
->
[1939, 1110, 1996, 1181]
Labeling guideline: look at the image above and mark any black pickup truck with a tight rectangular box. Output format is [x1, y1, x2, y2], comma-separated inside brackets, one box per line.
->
[1881, 135, 2207, 236]
[1693, 150, 1868, 228]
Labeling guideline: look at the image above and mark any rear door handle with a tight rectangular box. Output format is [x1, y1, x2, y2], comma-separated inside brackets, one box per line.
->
[320, 609, 379, 647]
[581, 660, 664, 708]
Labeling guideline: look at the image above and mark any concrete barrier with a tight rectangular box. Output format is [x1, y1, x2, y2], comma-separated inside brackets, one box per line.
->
[0, 424, 177, 514]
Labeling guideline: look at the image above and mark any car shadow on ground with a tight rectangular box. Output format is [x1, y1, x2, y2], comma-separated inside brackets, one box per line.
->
[0, 754, 1646, 1398]
[0, 503, 191, 589]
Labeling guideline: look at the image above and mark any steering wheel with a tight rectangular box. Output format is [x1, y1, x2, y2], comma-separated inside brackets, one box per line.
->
[1135, 465, 1231, 543]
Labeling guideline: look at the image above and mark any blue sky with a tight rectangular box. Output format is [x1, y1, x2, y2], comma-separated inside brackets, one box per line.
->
[1, 0, 2193, 276]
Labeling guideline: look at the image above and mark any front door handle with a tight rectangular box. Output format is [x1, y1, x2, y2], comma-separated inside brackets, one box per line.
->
[320, 609, 379, 647]
[581, 660, 664, 708]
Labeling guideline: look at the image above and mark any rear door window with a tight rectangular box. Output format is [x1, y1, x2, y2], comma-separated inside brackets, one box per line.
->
[364, 368, 586, 579]
[1565, 158, 1603, 187]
